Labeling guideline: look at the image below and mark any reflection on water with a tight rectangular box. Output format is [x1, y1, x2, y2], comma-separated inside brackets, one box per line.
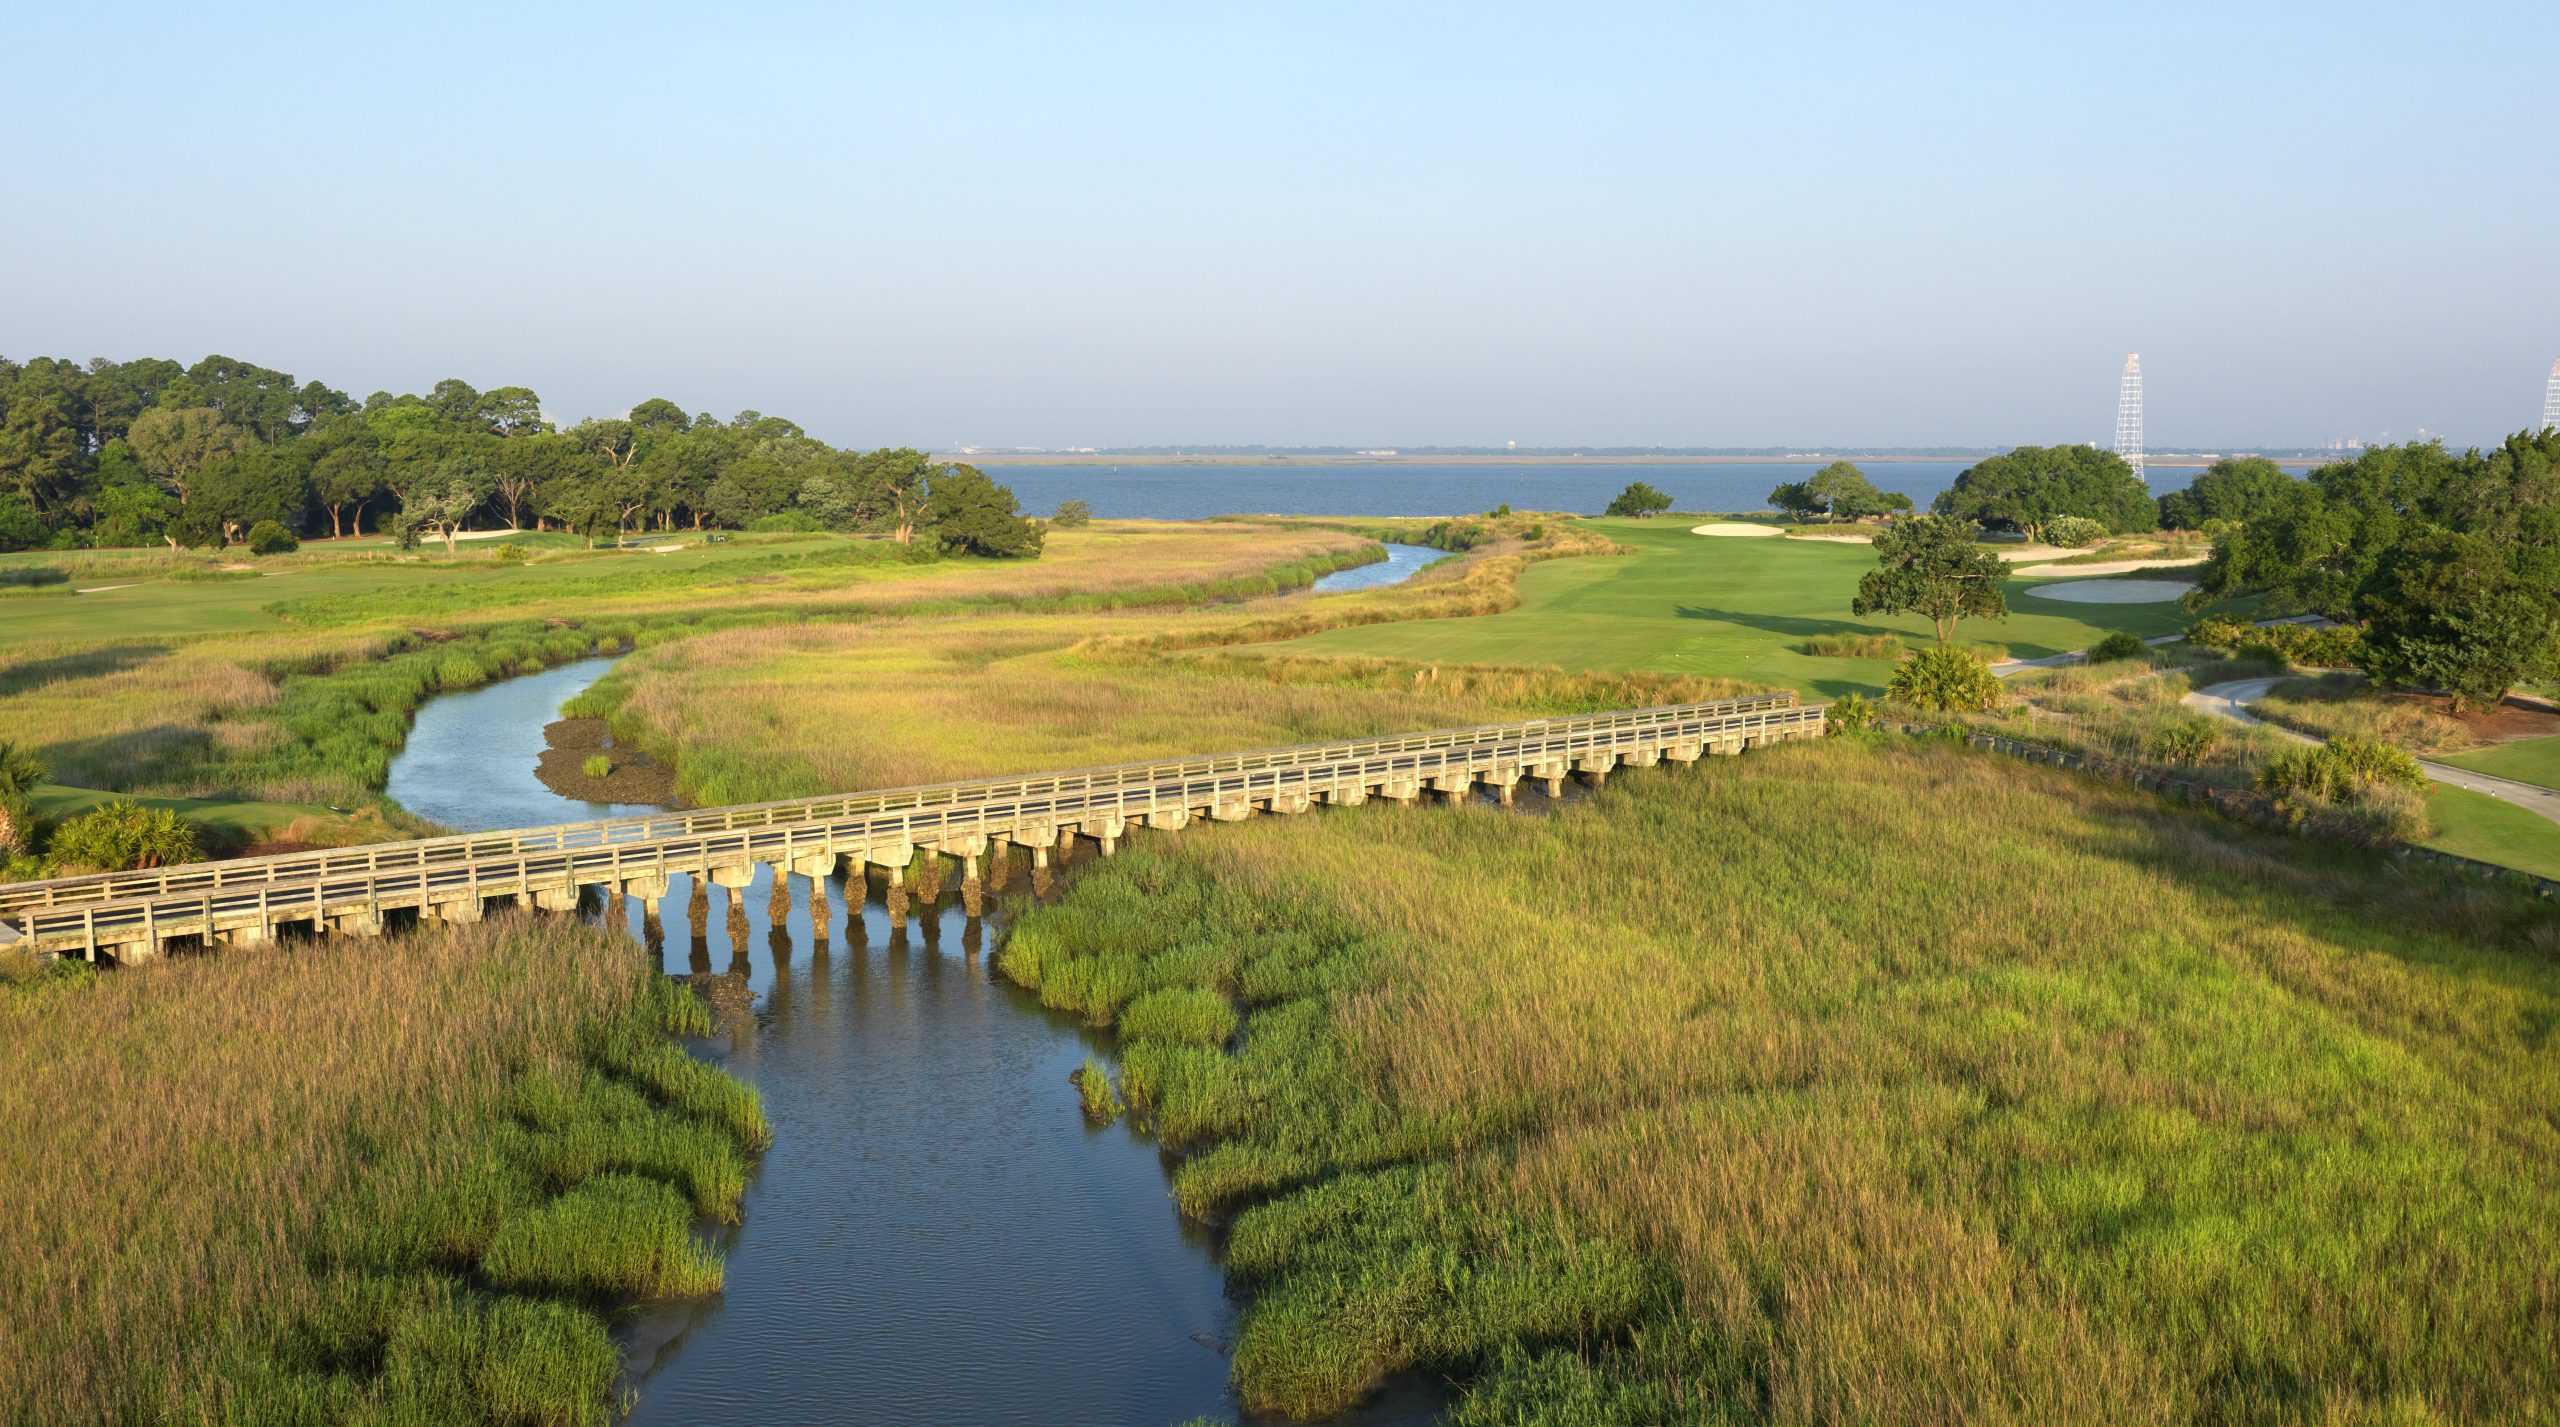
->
[1312, 542, 1445, 593]
[396, 662, 1445, 1425]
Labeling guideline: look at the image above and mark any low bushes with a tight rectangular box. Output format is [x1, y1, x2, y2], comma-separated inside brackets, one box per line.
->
[1799, 632, 1901, 659]
[1886, 645, 2003, 713]
[43, 800, 201, 873]
[2045, 514, 2110, 548]
[2085, 630, 2151, 663]
[246, 521, 300, 556]
[2255, 735, 2432, 842]
[2187, 615, 2365, 669]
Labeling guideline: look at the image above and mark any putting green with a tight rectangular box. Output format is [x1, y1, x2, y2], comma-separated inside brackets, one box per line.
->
[1266, 518, 2233, 699]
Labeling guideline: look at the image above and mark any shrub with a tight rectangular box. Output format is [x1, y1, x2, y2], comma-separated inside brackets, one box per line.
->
[1826, 692, 1880, 733]
[245, 520, 299, 555]
[2186, 616, 2364, 669]
[1799, 632, 1901, 659]
[2257, 736, 2427, 803]
[2046, 514, 2110, 548]
[0, 566, 68, 588]
[45, 801, 201, 873]
[2144, 718, 2219, 765]
[492, 542, 531, 563]
[1886, 645, 2003, 713]
[1051, 499, 1093, 529]
[2086, 630, 2150, 663]
[582, 754, 613, 779]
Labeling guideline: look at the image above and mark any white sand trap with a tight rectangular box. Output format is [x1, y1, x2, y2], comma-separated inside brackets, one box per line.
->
[2021, 578, 2195, 604]
[2011, 555, 2208, 577]
[1690, 522, 1784, 538]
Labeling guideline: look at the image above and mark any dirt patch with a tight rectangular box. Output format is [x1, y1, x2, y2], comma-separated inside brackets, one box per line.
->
[2400, 691, 2560, 744]
[233, 839, 324, 860]
[533, 716, 679, 805]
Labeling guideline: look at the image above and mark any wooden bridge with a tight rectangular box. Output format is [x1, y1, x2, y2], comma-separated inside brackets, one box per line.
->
[0, 692, 1825, 961]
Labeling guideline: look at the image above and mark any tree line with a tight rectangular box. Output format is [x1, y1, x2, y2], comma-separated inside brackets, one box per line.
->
[0, 354, 1042, 557]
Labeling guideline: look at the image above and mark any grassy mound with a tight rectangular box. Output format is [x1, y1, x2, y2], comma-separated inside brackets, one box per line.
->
[1010, 738, 2560, 1423]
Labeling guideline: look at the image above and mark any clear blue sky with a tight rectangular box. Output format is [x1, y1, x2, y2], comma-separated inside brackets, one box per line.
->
[6, 3, 2554, 450]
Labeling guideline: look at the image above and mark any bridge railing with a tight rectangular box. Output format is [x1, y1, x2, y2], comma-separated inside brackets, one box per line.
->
[0, 692, 1801, 918]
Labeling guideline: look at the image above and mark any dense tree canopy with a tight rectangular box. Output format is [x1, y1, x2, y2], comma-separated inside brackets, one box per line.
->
[2154, 456, 2305, 531]
[2197, 431, 2560, 708]
[1933, 445, 2155, 540]
[1769, 461, 1913, 522]
[0, 353, 1044, 557]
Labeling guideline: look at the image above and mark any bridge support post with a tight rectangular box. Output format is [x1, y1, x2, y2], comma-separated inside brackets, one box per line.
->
[961, 853, 983, 919]
[217, 921, 275, 948]
[330, 909, 384, 938]
[912, 851, 945, 905]
[886, 863, 908, 928]
[988, 841, 1011, 890]
[534, 886, 581, 914]
[1031, 844, 1052, 896]
[768, 872, 791, 925]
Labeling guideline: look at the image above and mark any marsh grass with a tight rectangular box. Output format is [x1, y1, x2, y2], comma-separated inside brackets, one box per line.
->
[1009, 742, 2560, 1423]
[580, 528, 1752, 804]
[2254, 673, 2481, 754]
[0, 916, 766, 1425]
[0, 522, 1378, 819]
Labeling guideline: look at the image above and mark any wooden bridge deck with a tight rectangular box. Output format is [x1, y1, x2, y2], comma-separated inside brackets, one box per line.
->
[0, 692, 1824, 959]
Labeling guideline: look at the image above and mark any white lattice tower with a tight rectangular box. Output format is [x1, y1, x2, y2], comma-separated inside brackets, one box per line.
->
[2114, 354, 2145, 480]
[2542, 358, 2560, 433]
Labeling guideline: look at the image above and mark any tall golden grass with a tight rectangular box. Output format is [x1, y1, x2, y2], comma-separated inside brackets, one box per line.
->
[578, 524, 1710, 804]
[0, 915, 757, 1426]
[1011, 739, 2560, 1422]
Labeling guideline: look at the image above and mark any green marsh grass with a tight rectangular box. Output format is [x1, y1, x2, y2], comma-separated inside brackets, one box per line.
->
[0, 915, 765, 1425]
[1010, 740, 2560, 1423]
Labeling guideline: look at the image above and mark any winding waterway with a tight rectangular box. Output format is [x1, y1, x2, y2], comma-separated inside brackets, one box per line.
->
[385, 564, 1449, 1424]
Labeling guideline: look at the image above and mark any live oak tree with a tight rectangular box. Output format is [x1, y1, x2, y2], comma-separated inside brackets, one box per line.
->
[1605, 480, 1672, 517]
[1934, 445, 2155, 541]
[1772, 461, 1914, 523]
[1850, 515, 2009, 644]
[923, 462, 1042, 557]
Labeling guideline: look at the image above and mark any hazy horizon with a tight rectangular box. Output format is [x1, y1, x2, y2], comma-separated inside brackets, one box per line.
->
[7, 3, 2555, 452]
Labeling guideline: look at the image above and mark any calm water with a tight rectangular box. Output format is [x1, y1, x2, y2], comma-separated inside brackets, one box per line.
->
[389, 656, 1446, 1425]
[1312, 542, 1446, 591]
[979, 460, 2305, 522]
[384, 657, 656, 829]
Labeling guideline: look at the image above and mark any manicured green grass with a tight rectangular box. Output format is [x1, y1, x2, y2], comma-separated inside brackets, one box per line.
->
[2435, 733, 2560, 793]
[2425, 784, 2560, 879]
[28, 782, 378, 851]
[1014, 739, 2560, 1423]
[1259, 518, 2236, 698]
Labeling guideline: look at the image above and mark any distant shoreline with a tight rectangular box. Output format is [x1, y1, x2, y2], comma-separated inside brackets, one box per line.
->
[943, 452, 2273, 470]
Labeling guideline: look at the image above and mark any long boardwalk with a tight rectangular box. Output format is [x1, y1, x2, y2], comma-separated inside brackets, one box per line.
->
[0, 693, 1825, 960]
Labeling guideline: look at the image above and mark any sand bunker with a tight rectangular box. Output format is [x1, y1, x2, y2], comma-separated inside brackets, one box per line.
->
[1690, 522, 1783, 538]
[2021, 578, 2195, 604]
[2011, 555, 2209, 577]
